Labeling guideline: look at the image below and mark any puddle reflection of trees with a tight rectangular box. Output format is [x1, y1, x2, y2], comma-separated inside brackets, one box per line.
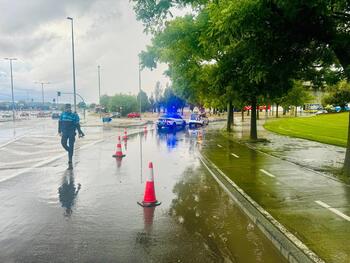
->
[168, 166, 275, 263]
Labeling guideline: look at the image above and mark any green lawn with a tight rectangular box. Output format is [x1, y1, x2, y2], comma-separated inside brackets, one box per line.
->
[264, 113, 349, 147]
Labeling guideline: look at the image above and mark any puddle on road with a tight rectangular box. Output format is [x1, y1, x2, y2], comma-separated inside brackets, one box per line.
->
[0, 126, 286, 262]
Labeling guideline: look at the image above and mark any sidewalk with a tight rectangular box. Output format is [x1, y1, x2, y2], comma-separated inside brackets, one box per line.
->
[201, 127, 350, 262]
[230, 114, 345, 179]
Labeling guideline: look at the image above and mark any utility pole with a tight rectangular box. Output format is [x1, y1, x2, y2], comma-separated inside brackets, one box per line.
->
[35, 82, 50, 107]
[98, 65, 102, 118]
[67, 17, 77, 112]
[138, 56, 142, 119]
[98, 65, 101, 105]
[4, 58, 17, 122]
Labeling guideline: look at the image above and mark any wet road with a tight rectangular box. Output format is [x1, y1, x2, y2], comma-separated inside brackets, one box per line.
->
[0, 124, 286, 262]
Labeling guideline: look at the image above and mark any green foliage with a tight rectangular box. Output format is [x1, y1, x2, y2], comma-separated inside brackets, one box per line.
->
[323, 80, 350, 108]
[280, 81, 313, 109]
[133, 0, 350, 144]
[100, 94, 138, 116]
[161, 85, 186, 112]
[89, 103, 96, 109]
[137, 90, 152, 112]
[77, 102, 86, 109]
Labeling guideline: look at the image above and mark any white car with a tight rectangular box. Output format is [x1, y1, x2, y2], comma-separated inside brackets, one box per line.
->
[188, 113, 209, 128]
[315, 110, 328, 115]
[156, 113, 186, 130]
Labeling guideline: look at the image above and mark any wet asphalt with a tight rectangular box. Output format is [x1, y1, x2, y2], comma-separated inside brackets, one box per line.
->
[202, 126, 350, 263]
[0, 119, 285, 263]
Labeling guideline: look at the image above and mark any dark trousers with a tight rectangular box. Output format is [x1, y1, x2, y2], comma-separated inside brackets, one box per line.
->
[61, 133, 76, 163]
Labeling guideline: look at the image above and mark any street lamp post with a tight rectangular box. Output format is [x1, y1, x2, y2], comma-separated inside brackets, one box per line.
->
[98, 65, 101, 105]
[35, 81, 50, 107]
[138, 56, 142, 119]
[98, 65, 101, 118]
[4, 58, 17, 122]
[67, 17, 77, 113]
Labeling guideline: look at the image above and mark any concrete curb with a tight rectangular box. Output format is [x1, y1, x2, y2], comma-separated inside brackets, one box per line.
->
[198, 152, 325, 263]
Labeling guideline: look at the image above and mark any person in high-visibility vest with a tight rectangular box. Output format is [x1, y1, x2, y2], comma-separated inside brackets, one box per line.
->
[58, 104, 84, 170]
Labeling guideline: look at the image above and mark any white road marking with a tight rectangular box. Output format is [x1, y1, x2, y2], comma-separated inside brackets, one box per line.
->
[315, 200, 350, 222]
[231, 153, 239, 158]
[0, 134, 28, 149]
[5, 148, 61, 156]
[217, 144, 223, 148]
[259, 169, 276, 178]
[0, 128, 146, 185]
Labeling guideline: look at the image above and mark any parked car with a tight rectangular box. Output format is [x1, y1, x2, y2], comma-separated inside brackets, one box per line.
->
[20, 112, 30, 118]
[188, 113, 209, 128]
[127, 112, 140, 118]
[37, 111, 48, 118]
[51, 112, 60, 119]
[315, 110, 328, 115]
[111, 112, 121, 118]
[156, 113, 186, 130]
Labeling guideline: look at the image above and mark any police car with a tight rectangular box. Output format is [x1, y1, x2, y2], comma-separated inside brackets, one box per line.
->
[156, 113, 186, 130]
[188, 113, 209, 128]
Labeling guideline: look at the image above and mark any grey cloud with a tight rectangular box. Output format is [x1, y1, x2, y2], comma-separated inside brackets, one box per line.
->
[0, 0, 168, 103]
[0, 33, 58, 58]
[0, 0, 97, 34]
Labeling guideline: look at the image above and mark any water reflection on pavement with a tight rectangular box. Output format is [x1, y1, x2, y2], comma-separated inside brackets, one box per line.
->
[0, 125, 285, 262]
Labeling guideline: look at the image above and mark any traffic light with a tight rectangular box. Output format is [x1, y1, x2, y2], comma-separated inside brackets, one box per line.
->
[57, 91, 61, 96]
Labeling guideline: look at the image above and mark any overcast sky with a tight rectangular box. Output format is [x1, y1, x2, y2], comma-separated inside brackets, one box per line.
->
[0, 0, 169, 104]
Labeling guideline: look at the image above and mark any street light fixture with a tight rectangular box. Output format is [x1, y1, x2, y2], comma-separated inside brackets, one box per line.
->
[98, 65, 102, 118]
[34, 81, 50, 106]
[4, 57, 17, 121]
[67, 16, 77, 112]
[98, 65, 101, 105]
[138, 55, 142, 119]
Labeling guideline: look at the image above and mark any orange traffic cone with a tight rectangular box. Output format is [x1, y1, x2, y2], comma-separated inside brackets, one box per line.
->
[123, 128, 128, 140]
[112, 142, 125, 158]
[138, 162, 161, 207]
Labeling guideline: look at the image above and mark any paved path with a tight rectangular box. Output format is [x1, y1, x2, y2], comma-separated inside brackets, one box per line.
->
[202, 128, 350, 262]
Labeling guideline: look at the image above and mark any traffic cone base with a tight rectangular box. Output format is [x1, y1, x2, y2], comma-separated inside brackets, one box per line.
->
[112, 154, 125, 158]
[137, 201, 161, 207]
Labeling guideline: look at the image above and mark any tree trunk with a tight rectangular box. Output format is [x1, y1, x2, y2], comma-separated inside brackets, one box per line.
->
[226, 101, 233, 132]
[343, 112, 350, 176]
[283, 107, 286, 115]
[250, 96, 257, 140]
[295, 106, 297, 117]
[231, 105, 234, 127]
[247, 109, 250, 116]
[256, 104, 259, 120]
[265, 105, 268, 118]
[241, 109, 244, 122]
[276, 104, 279, 118]
[332, 47, 350, 176]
